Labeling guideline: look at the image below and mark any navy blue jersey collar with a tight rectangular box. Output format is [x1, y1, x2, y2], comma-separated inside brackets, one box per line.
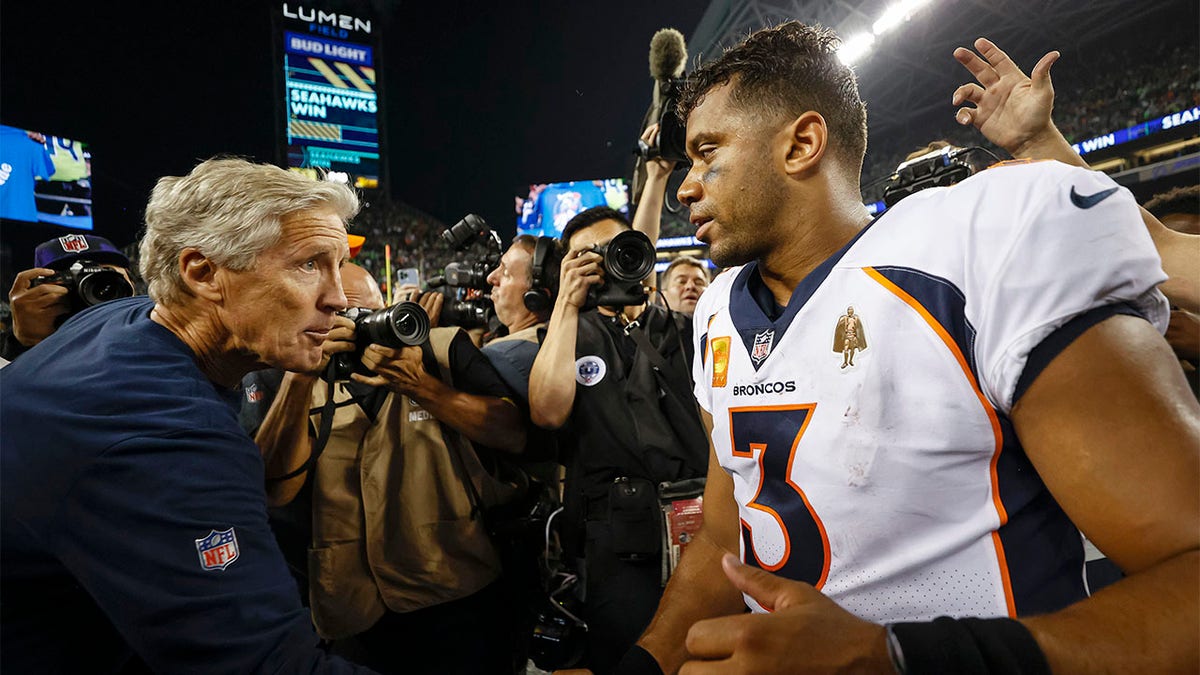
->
[730, 218, 878, 370]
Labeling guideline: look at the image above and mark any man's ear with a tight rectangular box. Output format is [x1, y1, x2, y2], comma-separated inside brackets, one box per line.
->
[177, 248, 223, 302]
[781, 111, 829, 177]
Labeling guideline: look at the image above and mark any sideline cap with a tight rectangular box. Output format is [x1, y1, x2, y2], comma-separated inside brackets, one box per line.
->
[34, 234, 130, 271]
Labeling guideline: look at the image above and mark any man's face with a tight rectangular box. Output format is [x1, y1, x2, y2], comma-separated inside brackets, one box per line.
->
[218, 206, 349, 372]
[486, 245, 536, 329]
[566, 218, 629, 256]
[678, 83, 787, 267]
[662, 264, 709, 315]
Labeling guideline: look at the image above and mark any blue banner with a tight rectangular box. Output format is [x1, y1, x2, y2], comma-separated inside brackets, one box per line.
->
[1073, 105, 1199, 156]
[284, 31, 372, 66]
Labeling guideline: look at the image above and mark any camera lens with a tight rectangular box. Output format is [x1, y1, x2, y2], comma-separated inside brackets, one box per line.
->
[603, 230, 655, 282]
[360, 301, 430, 348]
[77, 269, 134, 307]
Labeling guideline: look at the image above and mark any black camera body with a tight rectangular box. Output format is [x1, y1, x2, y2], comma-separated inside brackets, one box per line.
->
[635, 77, 689, 164]
[583, 229, 655, 310]
[883, 146, 978, 207]
[30, 262, 134, 315]
[434, 214, 501, 329]
[328, 301, 430, 381]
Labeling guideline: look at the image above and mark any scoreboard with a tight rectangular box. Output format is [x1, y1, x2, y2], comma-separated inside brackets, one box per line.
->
[278, 3, 381, 189]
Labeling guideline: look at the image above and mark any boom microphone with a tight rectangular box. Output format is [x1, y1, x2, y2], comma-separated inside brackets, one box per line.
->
[635, 28, 689, 203]
[649, 28, 687, 82]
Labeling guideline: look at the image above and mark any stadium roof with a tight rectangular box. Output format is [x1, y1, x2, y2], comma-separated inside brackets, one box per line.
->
[689, 0, 1191, 140]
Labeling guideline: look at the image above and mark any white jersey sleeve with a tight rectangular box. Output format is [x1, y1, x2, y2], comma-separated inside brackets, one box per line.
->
[958, 162, 1168, 413]
[691, 267, 740, 414]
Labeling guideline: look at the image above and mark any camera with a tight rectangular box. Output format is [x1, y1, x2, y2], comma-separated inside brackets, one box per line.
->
[442, 260, 493, 291]
[582, 229, 655, 310]
[328, 301, 430, 380]
[883, 145, 981, 208]
[635, 77, 689, 164]
[30, 262, 134, 314]
[439, 297, 492, 330]
[433, 214, 501, 329]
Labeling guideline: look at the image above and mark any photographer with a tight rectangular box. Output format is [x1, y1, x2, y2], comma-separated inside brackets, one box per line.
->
[1, 234, 133, 361]
[528, 206, 708, 674]
[244, 261, 528, 675]
[482, 235, 550, 400]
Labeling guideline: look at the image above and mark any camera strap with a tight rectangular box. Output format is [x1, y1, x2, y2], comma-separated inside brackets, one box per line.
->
[266, 360, 351, 483]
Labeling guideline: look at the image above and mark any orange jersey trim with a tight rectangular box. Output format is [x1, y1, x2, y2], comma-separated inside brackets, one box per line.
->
[863, 267, 1016, 617]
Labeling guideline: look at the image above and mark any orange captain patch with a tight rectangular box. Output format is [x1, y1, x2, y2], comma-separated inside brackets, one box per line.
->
[711, 336, 731, 388]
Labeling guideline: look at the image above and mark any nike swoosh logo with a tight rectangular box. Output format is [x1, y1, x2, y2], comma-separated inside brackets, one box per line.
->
[1070, 186, 1119, 209]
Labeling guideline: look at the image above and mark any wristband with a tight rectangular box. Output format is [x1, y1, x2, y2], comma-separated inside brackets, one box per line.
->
[889, 616, 1050, 675]
[612, 645, 664, 675]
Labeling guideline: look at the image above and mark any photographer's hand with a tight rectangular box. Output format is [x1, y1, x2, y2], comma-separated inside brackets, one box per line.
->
[642, 124, 677, 180]
[633, 124, 677, 247]
[10, 268, 71, 347]
[558, 249, 604, 310]
[305, 313, 357, 377]
[354, 344, 429, 397]
[416, 290, 444, 328]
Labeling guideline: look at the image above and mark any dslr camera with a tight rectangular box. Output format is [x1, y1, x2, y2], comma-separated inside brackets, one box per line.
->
[328, 301, 430, 381]
[556, 229, 656, 310]
[30, 262, 134, 315]
[429, 214, 500, 330]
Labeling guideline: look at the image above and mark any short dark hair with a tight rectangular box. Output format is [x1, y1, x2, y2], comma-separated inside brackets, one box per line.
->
[678, 21, 868, 170]
[1144, 185, 1200, 219]
[560, 206, 630, 249]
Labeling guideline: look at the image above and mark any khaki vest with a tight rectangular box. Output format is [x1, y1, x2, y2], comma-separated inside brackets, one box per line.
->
[307, 328, 502, 639]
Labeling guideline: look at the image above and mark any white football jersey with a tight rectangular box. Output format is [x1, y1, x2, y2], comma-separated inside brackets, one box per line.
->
[692, 160, 1167, 622]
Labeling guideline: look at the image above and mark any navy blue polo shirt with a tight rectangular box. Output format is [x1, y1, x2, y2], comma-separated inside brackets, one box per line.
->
[0, 297, 369, 673]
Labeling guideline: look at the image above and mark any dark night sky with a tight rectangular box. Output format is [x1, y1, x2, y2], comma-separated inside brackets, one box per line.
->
[0, 0, 709, 254]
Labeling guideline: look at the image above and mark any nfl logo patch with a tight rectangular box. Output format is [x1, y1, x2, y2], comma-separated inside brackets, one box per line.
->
[574, 355, 607, 387]
[59, 234, 90, 253]
[196, 528, 240, 571]
[751, 329, 774, 365]
[244, 383, 263, 403]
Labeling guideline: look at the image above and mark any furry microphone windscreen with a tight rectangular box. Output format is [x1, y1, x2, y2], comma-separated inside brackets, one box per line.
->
[649, 28, 687, 81]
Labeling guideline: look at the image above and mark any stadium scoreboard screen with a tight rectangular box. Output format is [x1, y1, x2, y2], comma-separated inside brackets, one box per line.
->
[278, 3, 381, 189]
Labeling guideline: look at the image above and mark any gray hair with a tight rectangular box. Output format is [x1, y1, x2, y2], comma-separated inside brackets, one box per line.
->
[139, 158, 360, 304]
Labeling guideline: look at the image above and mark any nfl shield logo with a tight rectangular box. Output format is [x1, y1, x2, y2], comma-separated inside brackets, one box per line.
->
[751, 329, 774, 365]
[59, 235, 90, 253]
[196, 528, 240, 571]
[574, 355, 607, 386]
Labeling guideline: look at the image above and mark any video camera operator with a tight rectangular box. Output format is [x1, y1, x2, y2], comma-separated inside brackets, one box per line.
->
[528, 206, 708, 674]
[243, 260, 528, 675]
[1, 234, 134, 361]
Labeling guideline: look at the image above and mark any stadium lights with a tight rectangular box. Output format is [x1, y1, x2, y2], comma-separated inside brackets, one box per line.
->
[839, 0, 934, 66]
[838, 32, 877, 66]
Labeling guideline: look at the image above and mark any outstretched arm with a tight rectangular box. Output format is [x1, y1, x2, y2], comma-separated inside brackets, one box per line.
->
[952, 37, 1200, 311]
[631, 124, 678, 247]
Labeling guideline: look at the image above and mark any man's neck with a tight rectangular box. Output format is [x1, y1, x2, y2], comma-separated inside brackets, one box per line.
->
[758, 188, 873, 307]
[598, 302, 647, 323]
[151, 301, 256, 389]
[505, 312, 542, 334]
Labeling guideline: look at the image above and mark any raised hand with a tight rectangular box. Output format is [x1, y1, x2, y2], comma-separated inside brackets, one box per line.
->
[952, 37, 1061, 157]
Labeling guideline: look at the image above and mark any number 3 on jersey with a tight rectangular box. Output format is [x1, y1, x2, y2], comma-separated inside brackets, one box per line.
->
[729, 404, 830, 588]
